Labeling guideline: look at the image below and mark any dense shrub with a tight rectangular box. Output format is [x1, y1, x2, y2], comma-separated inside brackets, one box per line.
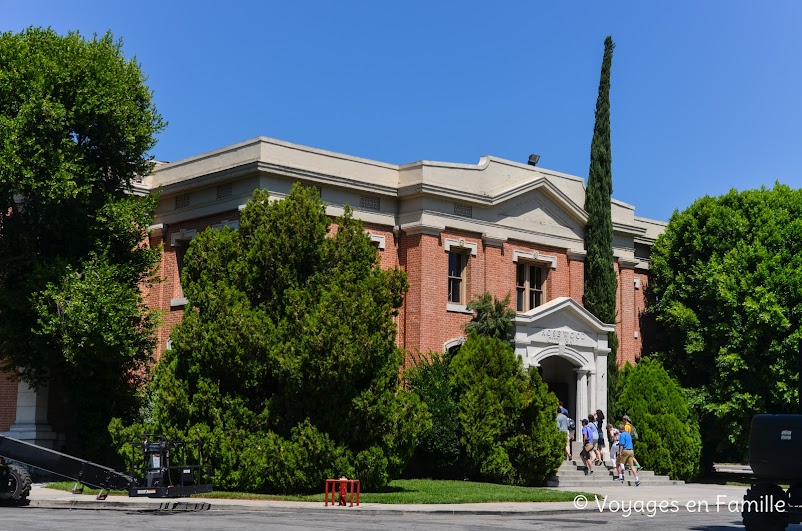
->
[612, 358, 702, 481]
[405, 353, 462, 478]
[448, 334, 564, 485]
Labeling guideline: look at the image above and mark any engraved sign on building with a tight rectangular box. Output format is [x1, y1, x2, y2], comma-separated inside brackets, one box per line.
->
[536, 328, 592, 347]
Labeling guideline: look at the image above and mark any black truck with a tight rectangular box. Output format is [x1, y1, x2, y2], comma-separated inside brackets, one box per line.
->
[744, 414, 802, 530]
[0, 434, 212, 505]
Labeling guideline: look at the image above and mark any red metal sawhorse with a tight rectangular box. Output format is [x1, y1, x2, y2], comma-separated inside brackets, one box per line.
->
[324, 478, 360, 507]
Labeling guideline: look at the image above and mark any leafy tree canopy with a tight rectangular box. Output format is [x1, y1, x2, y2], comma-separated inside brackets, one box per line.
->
[0, 27, 164, 459]
[648, 184, 802, 463]
[123, 184, 429, 492]
[465, 292, 516, 342]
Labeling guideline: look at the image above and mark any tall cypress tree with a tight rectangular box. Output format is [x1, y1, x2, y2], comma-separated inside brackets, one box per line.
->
[583, 36, 619, 390]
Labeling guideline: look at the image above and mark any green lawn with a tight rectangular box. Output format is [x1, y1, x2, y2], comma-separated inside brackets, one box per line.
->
[47, 479, 594, 504]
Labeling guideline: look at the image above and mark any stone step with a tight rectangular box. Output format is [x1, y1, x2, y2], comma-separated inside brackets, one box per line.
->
[547, 478, 686, 488]
[549, 458, 684, 488]
[560, 463, 656, 476]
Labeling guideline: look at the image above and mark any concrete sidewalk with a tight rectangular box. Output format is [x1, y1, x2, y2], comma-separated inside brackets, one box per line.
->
[23, 482, 751, 515]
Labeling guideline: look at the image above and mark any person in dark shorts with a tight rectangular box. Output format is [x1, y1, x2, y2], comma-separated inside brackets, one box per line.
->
[580, 419, 596, 475]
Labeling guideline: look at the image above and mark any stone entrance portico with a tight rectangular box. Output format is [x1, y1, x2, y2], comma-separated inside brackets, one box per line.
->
[513, 297, 615, 456]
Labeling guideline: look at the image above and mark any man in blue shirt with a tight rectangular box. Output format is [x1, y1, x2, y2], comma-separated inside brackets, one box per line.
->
[580, 419, 596, 475]
[616, 423, 640, 486]
[556, 408, 570, 461]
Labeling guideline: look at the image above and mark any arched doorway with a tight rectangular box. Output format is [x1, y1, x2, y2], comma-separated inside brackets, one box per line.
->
[539, 354, 578, 419]
[513, 297, 615, 456]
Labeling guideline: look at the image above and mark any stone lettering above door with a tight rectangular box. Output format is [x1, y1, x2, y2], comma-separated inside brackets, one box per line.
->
[539, 328, 591, 346]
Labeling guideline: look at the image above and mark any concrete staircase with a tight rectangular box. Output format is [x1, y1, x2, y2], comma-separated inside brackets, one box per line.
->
[546, 458, 685, 488]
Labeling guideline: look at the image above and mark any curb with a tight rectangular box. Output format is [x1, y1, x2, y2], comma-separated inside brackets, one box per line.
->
[24, 498, 591, 516]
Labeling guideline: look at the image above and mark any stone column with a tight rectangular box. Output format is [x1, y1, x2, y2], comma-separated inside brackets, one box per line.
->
[572, 369, 589, 457]
[589, 370, 597, 419]
[8, 380, 58, 448]
[595, 350, 609, 423]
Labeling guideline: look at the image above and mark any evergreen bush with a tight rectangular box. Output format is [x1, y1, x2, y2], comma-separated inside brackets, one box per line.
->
[449, 334, 564, 485]
[612, 358, 702, 481]
[112, 184, 430, 492]
[405, 353, 462, 478]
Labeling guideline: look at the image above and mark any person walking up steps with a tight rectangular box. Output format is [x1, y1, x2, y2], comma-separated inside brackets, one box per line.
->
[587, 413, 602, 465]
[556, 407, 571, 461]
[595, 409, 606, 461]
[608, 424, 621, 478]
[580, 419, 596, 475]
[622, 415, 643, 469]
[615, 423, 640, 486]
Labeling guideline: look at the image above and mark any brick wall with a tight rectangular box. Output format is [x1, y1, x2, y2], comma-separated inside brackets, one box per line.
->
[0, 372, 17, 431]
[147, 210, 242, 359]
[617, 266, 636, 366]
[145, 215, 652, 370]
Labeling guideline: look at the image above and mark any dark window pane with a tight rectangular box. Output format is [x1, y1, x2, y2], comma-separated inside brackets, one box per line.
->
[517, 288, 524, 311]
[449, 252, 464, 278]
[517, 264, 526, 286]
[449, 278, 462, 303]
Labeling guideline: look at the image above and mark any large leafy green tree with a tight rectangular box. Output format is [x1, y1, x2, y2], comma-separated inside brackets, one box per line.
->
[126, 184, 429, 492]
[583, 36, 619, 390]
[0, 27, 164, 460]
[649, 184, 802, 463]
[612, 359, 702, 481]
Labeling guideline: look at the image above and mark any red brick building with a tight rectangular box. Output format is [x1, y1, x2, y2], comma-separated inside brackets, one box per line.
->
[0, 137, 664, 447]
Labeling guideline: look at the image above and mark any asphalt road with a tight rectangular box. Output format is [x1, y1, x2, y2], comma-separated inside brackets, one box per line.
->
[2, 506, 799, 531]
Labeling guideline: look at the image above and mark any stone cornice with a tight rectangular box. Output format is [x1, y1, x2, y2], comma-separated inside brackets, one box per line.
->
[444, 238, 478, 256]
[257, 161, 398, 196]
[482, 233, 507, 247]
[513, 249, 558, 269]
[617, 257, 640, 269]
[397, 177, 588, 224]
[147, 223, 165, 235]
[612, 220, 648, 237]
[567, 249, 586, 261]
[400, 222, 444, 237]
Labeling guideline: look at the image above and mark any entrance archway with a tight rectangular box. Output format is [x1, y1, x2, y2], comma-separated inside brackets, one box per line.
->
[539, 354, 579, 419]
[513, 297, 615, 456]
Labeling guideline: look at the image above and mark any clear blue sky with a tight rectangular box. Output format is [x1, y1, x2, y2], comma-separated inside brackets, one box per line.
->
[3, 1, 801, 221]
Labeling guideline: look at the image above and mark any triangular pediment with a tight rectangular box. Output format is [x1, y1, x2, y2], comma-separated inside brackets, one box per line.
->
[494, 188, 584, 239]
[513, 297, 614, 348]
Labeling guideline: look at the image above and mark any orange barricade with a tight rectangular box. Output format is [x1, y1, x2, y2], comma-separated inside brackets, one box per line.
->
[324, 478, 361, 507]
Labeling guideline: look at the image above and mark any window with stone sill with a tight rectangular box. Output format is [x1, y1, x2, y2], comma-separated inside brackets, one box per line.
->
[516, 262, 547, 312]
[448, 250, 468, 304]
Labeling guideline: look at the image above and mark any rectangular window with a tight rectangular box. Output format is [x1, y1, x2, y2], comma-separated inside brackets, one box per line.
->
[516, 263, 545, 312]
[448, 251, 466, 304]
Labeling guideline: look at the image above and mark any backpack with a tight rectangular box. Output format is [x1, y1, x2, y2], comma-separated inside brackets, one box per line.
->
[588, 421, 599, 442]
[568, 418, 575, 431]
[630, 424, 639, 441]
